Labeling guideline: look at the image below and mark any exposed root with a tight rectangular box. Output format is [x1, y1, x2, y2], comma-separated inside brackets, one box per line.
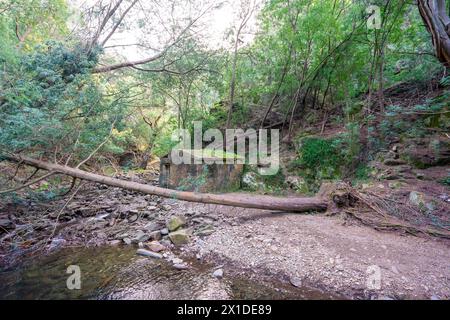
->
[324, 183, 450, 240]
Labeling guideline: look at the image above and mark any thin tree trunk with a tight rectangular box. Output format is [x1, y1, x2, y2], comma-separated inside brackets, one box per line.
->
[226, 34, 240, 129]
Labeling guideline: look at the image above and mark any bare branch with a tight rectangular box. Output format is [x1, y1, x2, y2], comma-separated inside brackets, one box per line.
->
[100, 0, 139, 47]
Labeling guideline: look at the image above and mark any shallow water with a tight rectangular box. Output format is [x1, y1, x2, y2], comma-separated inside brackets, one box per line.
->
[0, 246, 337, 300]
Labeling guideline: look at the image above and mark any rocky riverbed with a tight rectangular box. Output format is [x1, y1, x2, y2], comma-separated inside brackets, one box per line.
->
[1, 170, 449, 300]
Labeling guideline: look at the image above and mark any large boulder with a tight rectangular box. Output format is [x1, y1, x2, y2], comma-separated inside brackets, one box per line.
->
[402, 137, 450, 168]
[169, 229, 190, 246]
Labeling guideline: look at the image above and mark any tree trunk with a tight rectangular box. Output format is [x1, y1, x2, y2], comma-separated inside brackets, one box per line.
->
[3, 155, 328, 213]
[418, 0, 450, 67]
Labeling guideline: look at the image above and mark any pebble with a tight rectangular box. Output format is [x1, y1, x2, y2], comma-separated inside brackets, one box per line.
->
[109, 240, 121, 246]
[173, 263, 188, 270]
[289, 276, 302, 288]
[213, 268, 223, 279]
[172, 258, 183, 264]
[146, 241, 166, 252]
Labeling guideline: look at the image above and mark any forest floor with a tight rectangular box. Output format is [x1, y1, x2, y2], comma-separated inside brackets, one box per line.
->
[1, 163, 449, 300]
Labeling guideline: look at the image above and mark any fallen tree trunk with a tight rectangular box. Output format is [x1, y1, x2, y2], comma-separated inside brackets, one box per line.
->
[3, 155, 328, 213]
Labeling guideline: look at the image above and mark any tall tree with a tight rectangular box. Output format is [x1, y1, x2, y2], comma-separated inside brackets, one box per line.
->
[418, 0, 450, 67]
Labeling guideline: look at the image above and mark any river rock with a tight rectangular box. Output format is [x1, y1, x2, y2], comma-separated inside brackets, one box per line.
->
[212, 268, 223, 279]
[173, 263, 188, 270]
[109, 240, 121, 246]
[167, 216, 186, 231]
[172, 257, 183, 264]
[149, 230, 162, 241]
[132, 230, 150, 243]
[195, 225, 215, 237]
[146, 241, 166, 252]
[128, 214, 138, 223]
[123, 237, 132, 245]
[144, 222, 164, 232]
[168, 229, 190, 246]
[160, 228, 169, 235]
[289, 276, 302, 288]
[136, 249, 162, 259]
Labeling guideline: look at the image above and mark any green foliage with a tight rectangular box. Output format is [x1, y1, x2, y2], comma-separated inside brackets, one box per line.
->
[291, 124, 362, 191]
[380, 91, 449, 145]
[297, 138, 340, 172]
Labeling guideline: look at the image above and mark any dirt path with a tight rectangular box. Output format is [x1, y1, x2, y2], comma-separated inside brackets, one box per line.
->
[183, 202, 450, 300]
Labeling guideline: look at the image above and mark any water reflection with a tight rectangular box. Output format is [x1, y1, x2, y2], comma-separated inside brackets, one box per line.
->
[0, 246, 336, 300]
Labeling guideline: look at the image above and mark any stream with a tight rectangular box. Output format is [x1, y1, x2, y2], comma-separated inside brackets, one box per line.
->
[0, 246, 338, 300]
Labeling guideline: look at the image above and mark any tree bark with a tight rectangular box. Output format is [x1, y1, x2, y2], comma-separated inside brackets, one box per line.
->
[3, 155, 328, 213]
[418, 0, 450, 67]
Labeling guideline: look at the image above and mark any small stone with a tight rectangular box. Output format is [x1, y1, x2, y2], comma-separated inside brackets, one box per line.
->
[144, 222, 164, 231]
[149, 230, 162, 241]
[123, 237, 132, 245]
[167, 216, 186, 231]
[109, 240, 121, 246]
[136, 249, 162, 259]
[94, 213, 111, 221]
[162, 205, 172, 211]
[160, 239, 172, 247]
[195, 225, 215, 237]
[146, 241, 166, 252]
[116, 233, 129, 240]
[160, 228, 169, 235]
[172, 258, 183, 264]
[128, 214, 138, 223]
[132, 230, 150, 243]
[289, 276, 302, 288]
[430, 295, 440, 300]
[213, 268, 223, 279]
[173, 263, 188, 270]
